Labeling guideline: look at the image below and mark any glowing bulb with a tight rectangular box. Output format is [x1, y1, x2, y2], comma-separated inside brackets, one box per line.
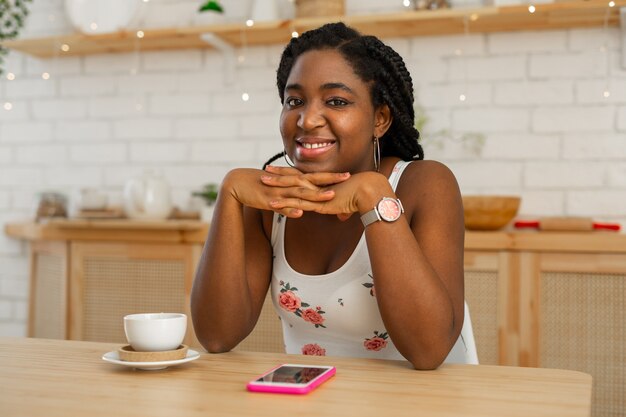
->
[90, 22, 98, 31]
[6, 72, 15, 80]
[246, 19, 254, 27]
[242, 93, 250, 102]
[459, 94, 466, 102]
[291, 31, 299, 38]
[4, 102, 13, 111]
[603, 90, 610, 98]
[608, 1, 615, 6]
[470, 13, 479, 21]
[403, 0, 411, 7]
[136, 30, 144, 38]
[143, 0, 149, 2]
[42, 72, 50, 80]
[528, 4, 536, 13]
[61, 44, 70, 52]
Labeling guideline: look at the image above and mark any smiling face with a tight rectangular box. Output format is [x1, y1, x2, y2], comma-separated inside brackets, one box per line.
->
[279, 49, 391, 173]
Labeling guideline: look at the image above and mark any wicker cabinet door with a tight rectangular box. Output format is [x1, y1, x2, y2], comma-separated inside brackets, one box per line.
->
[69, 242, 200, 347]
[537, 253, 626, 417]
[28, 241, 69, 339]
[464, 250, 505, 365]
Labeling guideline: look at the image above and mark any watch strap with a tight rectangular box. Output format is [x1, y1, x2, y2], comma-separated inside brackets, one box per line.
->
[360, 207, 381, 228]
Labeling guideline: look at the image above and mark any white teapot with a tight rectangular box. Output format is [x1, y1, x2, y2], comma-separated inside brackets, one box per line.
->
[123, 171, 172, 220]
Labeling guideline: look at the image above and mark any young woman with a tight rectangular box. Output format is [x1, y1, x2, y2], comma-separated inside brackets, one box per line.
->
[191, 22, 466, 370]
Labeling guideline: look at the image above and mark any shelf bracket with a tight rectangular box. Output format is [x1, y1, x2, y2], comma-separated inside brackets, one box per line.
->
[200, 33, 236, 84]
[621, 8, 626, 69]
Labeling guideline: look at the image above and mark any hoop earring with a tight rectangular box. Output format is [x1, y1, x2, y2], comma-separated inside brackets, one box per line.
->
[373, 136, 381, 172]
[283, 150, 295, 168]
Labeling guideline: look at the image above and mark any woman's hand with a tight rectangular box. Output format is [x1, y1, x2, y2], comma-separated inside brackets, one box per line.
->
[262, 166, 389, 220]
[223, 166, 351, 218]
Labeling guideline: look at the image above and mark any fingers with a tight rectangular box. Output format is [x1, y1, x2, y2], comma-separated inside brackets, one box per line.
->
[263, 166, 351, 188]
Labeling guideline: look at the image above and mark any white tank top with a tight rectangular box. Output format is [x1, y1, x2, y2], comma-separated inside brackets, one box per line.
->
[269, 161, 411, 359]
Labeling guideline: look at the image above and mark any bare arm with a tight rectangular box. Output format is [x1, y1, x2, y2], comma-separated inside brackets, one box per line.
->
[190, 170, 272, 352]
[364, 161, 465, 369]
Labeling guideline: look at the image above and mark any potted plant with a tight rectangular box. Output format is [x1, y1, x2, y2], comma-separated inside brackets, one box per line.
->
[192, 183, 218, 222]
[194, 1, 224, 25]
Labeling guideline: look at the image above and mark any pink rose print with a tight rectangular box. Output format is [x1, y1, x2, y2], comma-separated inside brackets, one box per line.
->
[364, 331, 389, 352]
[301, 307, 326, 328]
[362, 274, 375, 297]
[278, 282, 326, 328]
[301, 343, 326, 356]
[278, 290, 301, 312]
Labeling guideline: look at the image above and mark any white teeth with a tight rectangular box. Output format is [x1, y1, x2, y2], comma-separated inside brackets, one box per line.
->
[302, 142, 332, 149]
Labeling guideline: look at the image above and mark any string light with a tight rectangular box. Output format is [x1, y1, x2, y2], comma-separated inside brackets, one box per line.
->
[6, 72, 15, 80]
[459, 94, 466, 102]
[291, 31, 299, 38]
[528, 4, 536, 13]
[3, 102, 12, 111]
[603, 90, 610, 98]
[403, 0, 411, 7]
[608, 1, 615, 6]
[42, 72, 50, 80]
[90, 22, 98, 31]
[61, 44, 70, 52]
[136, 30, 144, 38]
[242, 93, 250, 102]
[246, 19, 254, 27]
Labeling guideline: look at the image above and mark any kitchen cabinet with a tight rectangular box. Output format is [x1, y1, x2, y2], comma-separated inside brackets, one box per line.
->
[6, 220, 208, 348]
[3, 0, 625, 58]
[6, 221, 626, 416]
[464, 231, 626, 417]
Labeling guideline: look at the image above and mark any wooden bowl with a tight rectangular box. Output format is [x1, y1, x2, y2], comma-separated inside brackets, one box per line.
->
[118, 344, 188, 362]
[462, 196, 521, 231]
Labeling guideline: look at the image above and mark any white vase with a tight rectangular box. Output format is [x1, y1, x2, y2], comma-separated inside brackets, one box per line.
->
[65, 0, 141, 34]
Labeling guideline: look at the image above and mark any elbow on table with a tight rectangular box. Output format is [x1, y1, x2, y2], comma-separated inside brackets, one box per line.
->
[197, 336, 236, 354]
[408, 356, 445, 371]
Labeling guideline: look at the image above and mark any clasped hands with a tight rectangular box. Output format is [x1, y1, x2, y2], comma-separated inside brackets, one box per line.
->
[260, 165, 357, 220]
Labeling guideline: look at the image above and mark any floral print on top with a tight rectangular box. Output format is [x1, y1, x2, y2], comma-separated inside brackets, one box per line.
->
[278, 281, 326, 328]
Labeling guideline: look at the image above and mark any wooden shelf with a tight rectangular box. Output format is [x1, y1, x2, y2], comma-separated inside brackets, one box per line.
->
[2, 0, 624, 58]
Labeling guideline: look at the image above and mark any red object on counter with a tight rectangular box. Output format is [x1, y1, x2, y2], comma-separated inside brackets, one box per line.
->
[514, 219, 621, 232]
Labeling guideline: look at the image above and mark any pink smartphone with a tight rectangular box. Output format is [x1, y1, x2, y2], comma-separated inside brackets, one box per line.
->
[246, 364, 336, 394]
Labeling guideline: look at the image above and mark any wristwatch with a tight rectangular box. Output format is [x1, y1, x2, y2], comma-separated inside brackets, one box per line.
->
[361, 197, 404, 228]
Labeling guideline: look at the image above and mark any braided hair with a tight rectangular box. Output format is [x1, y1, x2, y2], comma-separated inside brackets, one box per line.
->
[263, 22, 423, 169]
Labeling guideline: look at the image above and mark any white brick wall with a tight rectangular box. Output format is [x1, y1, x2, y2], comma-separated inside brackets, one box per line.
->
[0, 1, 625, 336]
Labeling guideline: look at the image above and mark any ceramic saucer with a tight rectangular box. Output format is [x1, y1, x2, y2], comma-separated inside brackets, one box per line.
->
[102, 349, 200, 370]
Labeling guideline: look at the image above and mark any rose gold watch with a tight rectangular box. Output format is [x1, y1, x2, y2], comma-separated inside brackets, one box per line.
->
[361, 197, 404, 228]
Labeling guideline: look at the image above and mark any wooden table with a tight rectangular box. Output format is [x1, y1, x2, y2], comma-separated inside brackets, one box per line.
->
[0, 338, 592, 417]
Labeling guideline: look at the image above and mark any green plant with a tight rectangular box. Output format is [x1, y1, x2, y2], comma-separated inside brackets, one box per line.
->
[193, 183, 218, 205]
[198, 1, 224, 13]
[0, 0, 32, 75]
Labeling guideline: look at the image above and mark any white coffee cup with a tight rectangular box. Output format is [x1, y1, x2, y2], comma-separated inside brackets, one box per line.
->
[123, 313, 187, 352]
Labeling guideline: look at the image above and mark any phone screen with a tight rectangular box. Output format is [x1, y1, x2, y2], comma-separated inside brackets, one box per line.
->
[255, 365, 328, 385]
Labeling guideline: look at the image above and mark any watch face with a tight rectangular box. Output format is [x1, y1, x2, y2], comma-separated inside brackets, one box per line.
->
[377, 198, 402, 222]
